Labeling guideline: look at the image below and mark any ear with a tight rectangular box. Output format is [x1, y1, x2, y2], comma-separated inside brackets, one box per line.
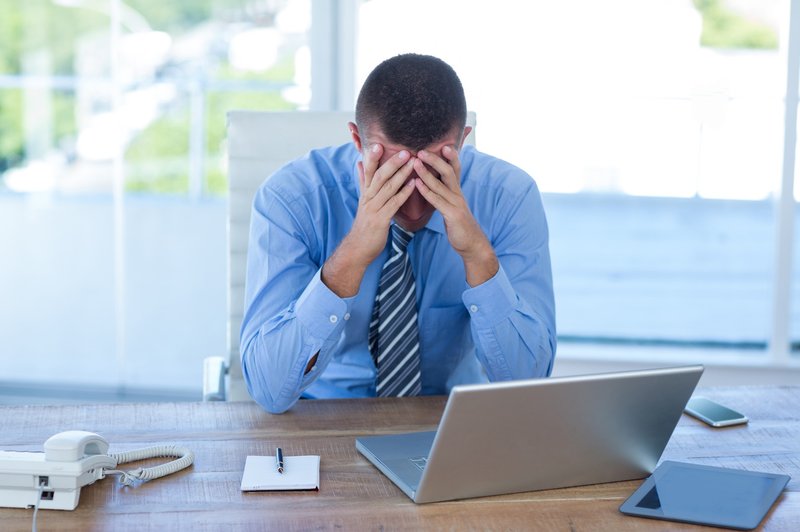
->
[348, 122, 364, 152]
[459, 126, 473, 148]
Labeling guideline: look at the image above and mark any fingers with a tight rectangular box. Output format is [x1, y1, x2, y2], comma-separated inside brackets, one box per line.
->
[418, 147, 461, 190]
[359, 144, 463, 228]
[371, 149, 411, 190]
[361, 148, 411, 199]
[362, 143, 382, 190]
[364, 150, 414, 209]
[372, 157, 415, 207]
[441, 145, 462, 183]
[413, 175, 448, 213]
[412, 156, 455, 209]
[359, 150, 416, 226]
[379, 179, 416, 218]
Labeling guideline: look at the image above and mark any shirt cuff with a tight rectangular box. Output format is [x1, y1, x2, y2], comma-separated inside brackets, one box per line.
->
[295, 268, 354, 343]
[461, 264, 517, 329]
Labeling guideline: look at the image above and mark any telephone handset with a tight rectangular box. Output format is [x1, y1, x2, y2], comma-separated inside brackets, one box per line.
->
[0, 430, 194, 511]
[44, 430, 111, 461]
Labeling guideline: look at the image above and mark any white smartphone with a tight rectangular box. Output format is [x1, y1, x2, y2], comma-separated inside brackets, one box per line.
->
[684, 396, 748, 427]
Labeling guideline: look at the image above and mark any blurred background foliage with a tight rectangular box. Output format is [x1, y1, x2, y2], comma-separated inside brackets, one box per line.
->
[693, 0, 779, 49]
[0, 0, 298, 195]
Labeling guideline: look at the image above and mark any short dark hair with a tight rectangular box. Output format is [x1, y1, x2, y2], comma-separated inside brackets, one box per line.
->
[355, 54, 467, 152]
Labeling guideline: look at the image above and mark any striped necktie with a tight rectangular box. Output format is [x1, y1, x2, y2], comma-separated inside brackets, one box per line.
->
[368, 224, 422, 397]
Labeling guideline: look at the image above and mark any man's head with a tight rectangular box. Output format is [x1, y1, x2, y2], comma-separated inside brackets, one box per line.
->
[351, 54, 470, 232]
[355, 53, 467, 151]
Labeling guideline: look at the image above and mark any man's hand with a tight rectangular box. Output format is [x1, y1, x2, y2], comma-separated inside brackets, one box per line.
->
[350, 144, 416, 264]
[414, 146, 499, 286]
[321, 144, 416, 297]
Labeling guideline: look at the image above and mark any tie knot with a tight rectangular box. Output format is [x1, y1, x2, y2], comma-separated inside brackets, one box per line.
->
[391, 224, 414, 253]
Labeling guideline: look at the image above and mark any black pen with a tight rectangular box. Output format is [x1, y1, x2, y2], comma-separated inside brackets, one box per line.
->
[276, 447, 284, 474]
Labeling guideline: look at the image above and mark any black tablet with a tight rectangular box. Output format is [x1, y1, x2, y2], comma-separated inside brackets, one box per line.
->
[620, 461, 791, 530]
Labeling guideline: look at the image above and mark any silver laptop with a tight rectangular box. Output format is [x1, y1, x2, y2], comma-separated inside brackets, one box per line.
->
[356, 365, 703, 503]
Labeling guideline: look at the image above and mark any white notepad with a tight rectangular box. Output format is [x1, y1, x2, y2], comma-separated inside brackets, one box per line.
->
[240, 455, 320, 491]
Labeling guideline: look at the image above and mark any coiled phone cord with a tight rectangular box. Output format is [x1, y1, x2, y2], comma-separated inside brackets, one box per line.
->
[29, 443, 194, 532]
[105, 445, 194, 486]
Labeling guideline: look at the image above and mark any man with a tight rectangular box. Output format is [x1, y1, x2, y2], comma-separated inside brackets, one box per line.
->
[241, 54, 555, 413]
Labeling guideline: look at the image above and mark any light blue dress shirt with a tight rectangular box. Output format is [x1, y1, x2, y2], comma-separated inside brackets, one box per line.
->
[240, 143, 556, 413]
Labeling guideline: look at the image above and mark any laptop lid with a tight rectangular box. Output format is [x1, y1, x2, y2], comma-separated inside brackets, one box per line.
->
[358, 365, 703, 504]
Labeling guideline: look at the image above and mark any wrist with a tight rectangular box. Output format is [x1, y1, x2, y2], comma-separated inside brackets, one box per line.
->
[321, 235, 371, 297]
[462, 241, 499, 287]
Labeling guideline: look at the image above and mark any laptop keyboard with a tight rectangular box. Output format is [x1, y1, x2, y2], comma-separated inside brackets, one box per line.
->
[410, 456, 428, 471]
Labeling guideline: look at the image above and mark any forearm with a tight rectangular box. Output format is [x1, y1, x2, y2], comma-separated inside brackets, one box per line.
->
[463, 266, 556, 380]
[241, 270, 352, 413]
[461, 239, 500, 288]
[471, 314, 555, 380]
[241, 326, 323, 414]
[320, 143, 416, 298]
[321, 234, 371, 297]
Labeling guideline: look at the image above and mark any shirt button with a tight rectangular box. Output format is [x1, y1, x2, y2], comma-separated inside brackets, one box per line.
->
[329, 315, 338, 323]
[344, 312, 351, 321]
[469, 304, 479, 313]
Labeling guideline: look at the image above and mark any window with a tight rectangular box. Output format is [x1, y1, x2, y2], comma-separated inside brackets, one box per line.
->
[357, 0, 797, 364]
[794, 209, 800, 353]
[2, 1, 796, 403]
[0, 0, 311, 399]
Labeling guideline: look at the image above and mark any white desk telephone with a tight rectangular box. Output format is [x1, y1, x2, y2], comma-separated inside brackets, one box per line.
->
[0, 431, 194, 511]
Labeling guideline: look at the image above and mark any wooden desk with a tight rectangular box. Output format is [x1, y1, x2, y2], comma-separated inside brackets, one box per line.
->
[1, 387, 797, 531]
